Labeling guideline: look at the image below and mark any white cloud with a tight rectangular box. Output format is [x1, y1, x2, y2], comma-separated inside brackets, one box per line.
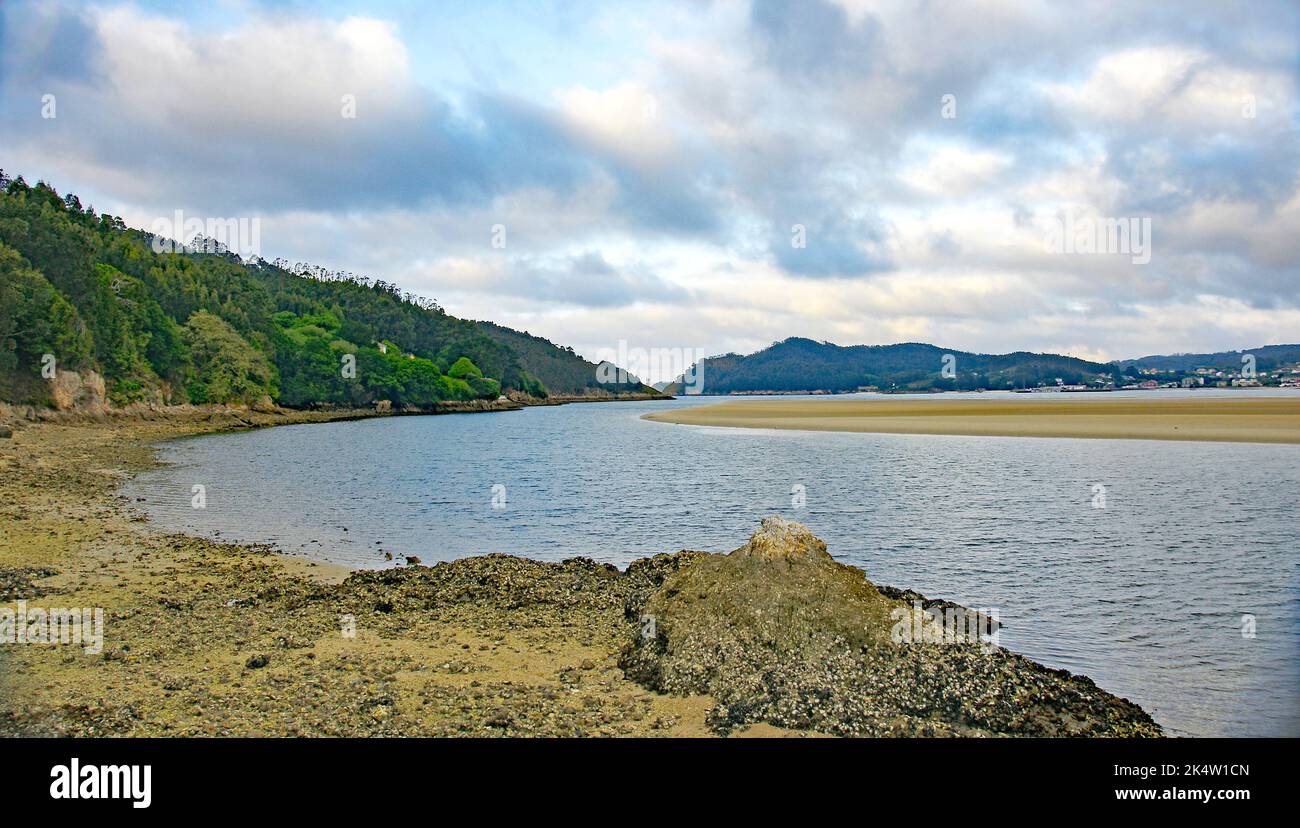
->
[95, 8, 413, 135]
[556, 81, 676, 167]
[1045, 46, 1293, 130]
[898, 142, 1013, 197]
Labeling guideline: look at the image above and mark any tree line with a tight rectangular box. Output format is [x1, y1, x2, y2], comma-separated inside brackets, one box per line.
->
[0, 172, 538, 407]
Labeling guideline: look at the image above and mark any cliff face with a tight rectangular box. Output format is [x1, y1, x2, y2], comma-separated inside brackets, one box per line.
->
[48, 370, 108, 413]
[620, 516, 1162, 737]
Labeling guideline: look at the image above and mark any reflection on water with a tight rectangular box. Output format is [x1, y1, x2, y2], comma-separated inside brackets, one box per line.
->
[126, 392, 1300, 737]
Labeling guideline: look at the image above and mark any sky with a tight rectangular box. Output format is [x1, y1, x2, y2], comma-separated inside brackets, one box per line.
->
[2, 0, 1298, 381]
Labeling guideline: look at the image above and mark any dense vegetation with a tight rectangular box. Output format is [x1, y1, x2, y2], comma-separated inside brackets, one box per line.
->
[0, 172, 648, 407]
[665, 337, 1116, 394]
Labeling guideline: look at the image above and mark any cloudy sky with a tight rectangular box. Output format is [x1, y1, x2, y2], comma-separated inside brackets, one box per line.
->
[3, 0, 1298, 379]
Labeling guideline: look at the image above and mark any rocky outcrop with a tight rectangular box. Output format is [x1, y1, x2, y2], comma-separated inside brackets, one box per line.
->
[49, 370, 107, 413]
[619, 516, 1162, 737]
[731, 514, 832, 563]
[332, 521, 1161, 737]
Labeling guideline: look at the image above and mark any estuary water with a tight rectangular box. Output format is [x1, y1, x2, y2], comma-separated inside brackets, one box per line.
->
[125, 391, 1300, 737]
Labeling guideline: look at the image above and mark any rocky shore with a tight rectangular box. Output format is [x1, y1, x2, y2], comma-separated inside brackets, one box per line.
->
[621, 517, 1159, 736]
[0, 411, 1160, 737]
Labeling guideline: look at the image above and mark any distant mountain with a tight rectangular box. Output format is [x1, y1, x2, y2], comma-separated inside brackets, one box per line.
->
[1117, 344, 1300, 372]
[662, 337, 1114, 394]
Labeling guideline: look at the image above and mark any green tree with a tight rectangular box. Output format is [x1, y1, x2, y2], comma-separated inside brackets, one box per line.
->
[0, 242, 94, 400]
[447, 356, 483, 380]
[183, 310, 277, 404]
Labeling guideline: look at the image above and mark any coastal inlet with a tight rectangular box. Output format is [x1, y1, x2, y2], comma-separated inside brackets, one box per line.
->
[125, 393, 1300, 737]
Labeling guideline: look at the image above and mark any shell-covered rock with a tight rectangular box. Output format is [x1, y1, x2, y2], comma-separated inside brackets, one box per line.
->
[620, 516, 1162, 738]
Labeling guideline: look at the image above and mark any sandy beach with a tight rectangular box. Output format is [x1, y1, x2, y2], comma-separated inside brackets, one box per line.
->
[643, 395, 1300, 444]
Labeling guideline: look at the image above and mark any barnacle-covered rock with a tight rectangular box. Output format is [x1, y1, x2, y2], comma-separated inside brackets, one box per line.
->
[620, 515, 1162, 738]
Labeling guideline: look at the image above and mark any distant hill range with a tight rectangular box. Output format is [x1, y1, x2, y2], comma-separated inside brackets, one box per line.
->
[1118, 344, 1300, 373]
[661, 337, 1300, 395]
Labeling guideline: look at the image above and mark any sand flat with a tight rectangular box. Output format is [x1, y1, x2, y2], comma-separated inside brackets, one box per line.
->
[643, 396, 1300, 444]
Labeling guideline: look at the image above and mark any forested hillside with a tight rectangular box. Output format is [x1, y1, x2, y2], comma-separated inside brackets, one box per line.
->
[664, 337, 1115, 394]
[472, 321, 644, 398]
[0, 172, 648, 408]
[1117, 345, 1300, 372]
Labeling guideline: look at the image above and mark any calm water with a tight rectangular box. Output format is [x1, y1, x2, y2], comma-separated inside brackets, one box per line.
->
[126, 391, 1300, 737]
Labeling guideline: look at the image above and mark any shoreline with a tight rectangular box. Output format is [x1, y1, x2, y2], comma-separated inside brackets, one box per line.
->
[643, 397, 1300, 444]
[0, 387, 675, 432]
[0, 410, 726, 736]
[0, 409, 1161, 737]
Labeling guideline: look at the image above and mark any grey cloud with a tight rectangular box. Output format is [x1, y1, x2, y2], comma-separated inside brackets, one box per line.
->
[0, 2, 99, 84]
[505, 251, 690, 308]
[775, 212, 892, 278]
[749, 0, 879, 79]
